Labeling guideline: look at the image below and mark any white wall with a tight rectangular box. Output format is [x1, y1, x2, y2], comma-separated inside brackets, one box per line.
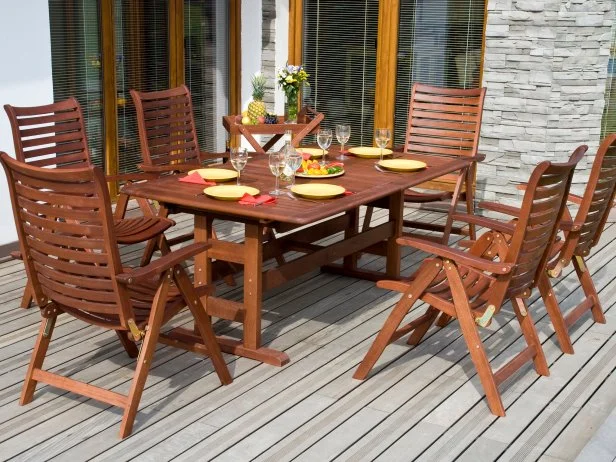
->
[274, 0, 289, 115]
[0, 3, 54, 250]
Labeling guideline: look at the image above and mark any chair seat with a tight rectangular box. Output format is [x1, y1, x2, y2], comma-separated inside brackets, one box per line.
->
[404, 189, 453, 203]
[114, 217, 175, 245]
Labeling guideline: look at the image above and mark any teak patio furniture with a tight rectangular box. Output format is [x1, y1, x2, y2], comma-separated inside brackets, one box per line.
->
[122, 150, 478, 366]
[222, 107, 324, 155]
[4, 98, 172, 309]
[131, 85, 236, 279]
[0, 152, 231, 438]
[364, 83, 486, 243]
[478, 136, 616, 354]
[354, 148, 583, 416]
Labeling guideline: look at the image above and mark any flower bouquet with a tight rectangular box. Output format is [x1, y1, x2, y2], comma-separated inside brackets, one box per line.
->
[277, 64, 309, 123]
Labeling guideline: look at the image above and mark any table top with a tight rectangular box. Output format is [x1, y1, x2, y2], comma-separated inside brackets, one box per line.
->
[122, 151, 475, 226]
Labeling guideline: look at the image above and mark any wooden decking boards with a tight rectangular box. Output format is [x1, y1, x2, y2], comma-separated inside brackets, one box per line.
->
[0, 204, 614, 461]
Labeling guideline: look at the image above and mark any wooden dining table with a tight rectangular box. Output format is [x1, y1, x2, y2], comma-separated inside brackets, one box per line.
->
[122, 150, 478, 366]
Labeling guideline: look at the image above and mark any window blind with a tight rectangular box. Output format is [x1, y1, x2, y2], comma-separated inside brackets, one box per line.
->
[302, 0, 379, 146]
[185, 0, 229, 153]
[49, 0, 104, 167]
[394, 0, 485, 146]
[115, 0, 170, 173]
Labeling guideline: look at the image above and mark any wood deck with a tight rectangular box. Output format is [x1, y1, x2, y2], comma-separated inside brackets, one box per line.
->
[0, 204, 615, 461]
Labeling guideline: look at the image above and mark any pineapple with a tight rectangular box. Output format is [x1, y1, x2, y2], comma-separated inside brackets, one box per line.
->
[248, 73, 268, 124]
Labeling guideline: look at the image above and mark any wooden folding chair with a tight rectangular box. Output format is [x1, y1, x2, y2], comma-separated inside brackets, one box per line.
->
[0, 152, 231, 438]
[4, 98, 173, 309]
[354, 148, 584, 416]
[364, 83, 486, 243]
[131, 85, 275, 275]
[476, 136, 616, 353]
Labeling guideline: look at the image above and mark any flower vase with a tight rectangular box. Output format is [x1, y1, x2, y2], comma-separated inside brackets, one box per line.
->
[284, 91, 299, 124]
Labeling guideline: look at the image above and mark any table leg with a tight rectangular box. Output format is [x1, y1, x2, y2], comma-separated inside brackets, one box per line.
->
[180, 217, 289, 366]
[343, 207, 360, 270]
[243, 221, 263, 350]
[194, 214, 214, 290]
[386, 190, 403, 279]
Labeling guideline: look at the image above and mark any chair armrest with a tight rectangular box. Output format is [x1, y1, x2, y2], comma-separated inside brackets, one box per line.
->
[105, 172, 156, 183]
[451, 213, 516, 235]
[200, 151, 230, 162]
[116, 242, 211, 284]
[138, 163, 197, 174]
[397, 236, 513, 274]
[10, 250, 22, 260]
[477, 201, 520, 217]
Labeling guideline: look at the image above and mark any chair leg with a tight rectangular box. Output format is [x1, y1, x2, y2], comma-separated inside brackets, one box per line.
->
[406, 306, 439, 345]
[140, 205, 169, 267]
[354, 261, 441, 380]
[574, 256, 606, 324]
[113, 193, 130, 220]
[264, 227, 286, 266]
[116, 331, 139, 358]
[446, 263, 504, 416]
[538, 273, 574, 354]
[20, 316, 56, 405]
[362, 206, 374, 232]
[465, 168, 476, 241]
[20, 279, 34, 309]
[174, 266, 232, 385]
[119, 273, 170, 438]
[512, 298, 549, 377]
[436, 313, 453, 328]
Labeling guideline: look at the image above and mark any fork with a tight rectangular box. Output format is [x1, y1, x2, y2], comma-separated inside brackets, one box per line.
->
[284, 192, 323, 204]
[374, 164, 401, 175]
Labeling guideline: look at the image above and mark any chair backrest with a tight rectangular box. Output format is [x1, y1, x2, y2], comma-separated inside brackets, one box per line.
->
[0, 152, 131, 329]
[572, 134, 616, 255]
[404, 83, 486, 158]
[130, 85, 201, 168]
[4, 98, 92, 168]
[499, 146, 586, 300]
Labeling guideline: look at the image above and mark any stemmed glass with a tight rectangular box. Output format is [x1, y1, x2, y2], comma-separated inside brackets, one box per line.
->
[375, 128, 391, 162]
[335, 124, 351, 160]
[230, 147, 248, 185]
[269, 152, 285, 196]
[317, 128, 333, 166]
[286, 151, 303, 188]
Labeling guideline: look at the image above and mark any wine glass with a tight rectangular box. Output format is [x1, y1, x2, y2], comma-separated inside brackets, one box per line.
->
[375, 128, 391, 162]
[317, 128, 333, 166]
[335, 124, 351, 159]
[285, 151, 303, 188]
[269, 152, 285, 195]
[230, 147, 248, 185]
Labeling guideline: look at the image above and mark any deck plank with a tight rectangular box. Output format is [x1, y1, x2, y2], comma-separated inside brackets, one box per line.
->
[0, 206, 612, 461]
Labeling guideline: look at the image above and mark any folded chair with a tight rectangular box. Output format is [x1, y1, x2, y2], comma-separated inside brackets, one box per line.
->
[0, 152, 231, 438]
[4, 98, 172, 309]
[477, 136, 616, 353]
[363, 83, 486, 243]
[354, 148, 584, 416]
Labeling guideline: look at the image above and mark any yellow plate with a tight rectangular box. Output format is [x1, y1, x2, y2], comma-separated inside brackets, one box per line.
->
[378, 159, 427, 172]
[348, 147, 393, 158]
[203, 185, 260, 201]
[290, 183, 346, 199]
[188, 168, 238, 182]
[297, 147, 328, 158]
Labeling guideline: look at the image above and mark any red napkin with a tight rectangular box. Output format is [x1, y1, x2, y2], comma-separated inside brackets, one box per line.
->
[343, 190, 354, 196]
[238, 193, 277, 206]
[179, 172, 216, 186]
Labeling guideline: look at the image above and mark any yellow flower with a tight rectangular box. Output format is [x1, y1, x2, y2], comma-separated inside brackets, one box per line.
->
[285, 75, 293, 83]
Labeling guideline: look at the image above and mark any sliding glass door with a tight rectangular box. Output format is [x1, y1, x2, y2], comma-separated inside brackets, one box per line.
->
[299, 0, 486, 146]
[48, 0, 230, 178]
